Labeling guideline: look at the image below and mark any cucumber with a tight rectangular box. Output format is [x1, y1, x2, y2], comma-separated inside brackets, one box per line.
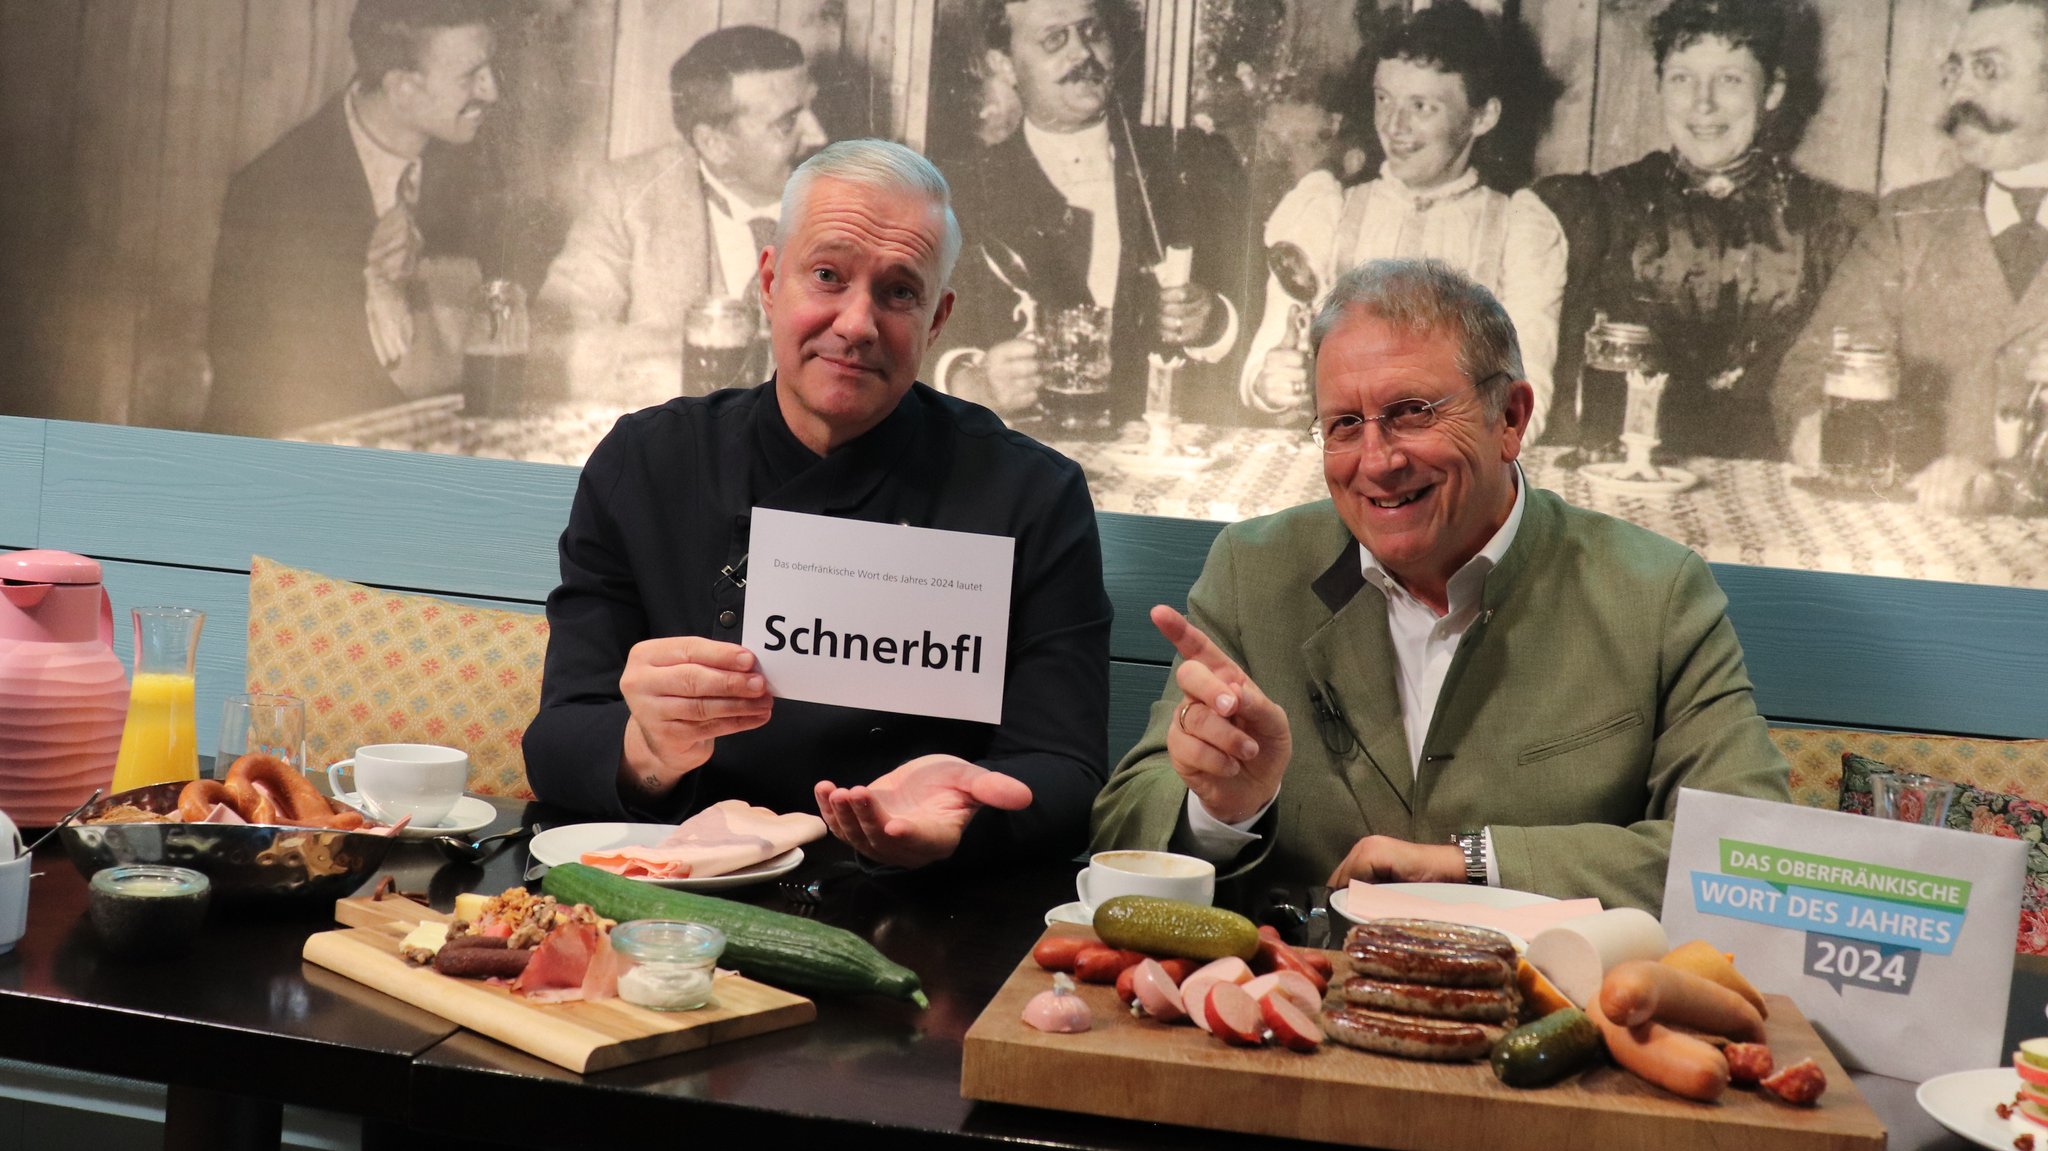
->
[543, 862, 926, 1007]
[1490, 1007, 1603, 1087]
[1092, 895, 1260, 961]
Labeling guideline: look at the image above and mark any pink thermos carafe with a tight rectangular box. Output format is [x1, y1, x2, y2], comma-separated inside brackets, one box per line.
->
[0, 550, 129, 822]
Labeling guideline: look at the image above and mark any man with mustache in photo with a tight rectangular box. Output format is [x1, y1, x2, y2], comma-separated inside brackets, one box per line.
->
[1778, 0, 2048, 511]
[205, 0, 501, 437]
[934, 0, 1250, 428]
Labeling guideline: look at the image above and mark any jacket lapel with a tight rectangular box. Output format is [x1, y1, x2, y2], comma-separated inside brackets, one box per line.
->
[1301, 545, 1413, 820]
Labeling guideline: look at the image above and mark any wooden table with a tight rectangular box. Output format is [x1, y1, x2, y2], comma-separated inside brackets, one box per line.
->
[0, 796, 2033, 1150]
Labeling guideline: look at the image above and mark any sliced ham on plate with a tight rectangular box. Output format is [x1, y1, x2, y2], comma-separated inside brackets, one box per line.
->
[580, 800, 826, 880]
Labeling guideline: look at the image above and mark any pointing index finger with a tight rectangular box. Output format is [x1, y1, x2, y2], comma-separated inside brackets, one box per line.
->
[1151, 604, 1241, 679]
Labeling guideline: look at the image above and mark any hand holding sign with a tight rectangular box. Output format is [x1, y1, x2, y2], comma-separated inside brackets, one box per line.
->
[814, 754, 1033, 869]
[620, 636, 773, 789]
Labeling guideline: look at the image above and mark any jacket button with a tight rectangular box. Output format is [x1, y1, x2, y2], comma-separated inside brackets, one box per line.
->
[870, 727, 885, 737]
[717, 610, 737, 628]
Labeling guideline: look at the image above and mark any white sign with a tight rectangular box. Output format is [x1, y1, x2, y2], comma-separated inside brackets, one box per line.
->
[1662, 788, 2025, 1082]
[740, 508, 1014, 724]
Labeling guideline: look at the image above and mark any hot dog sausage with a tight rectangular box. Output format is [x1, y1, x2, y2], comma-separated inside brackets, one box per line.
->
[1586, 998, 1730, 1102]
[1599, 959, 1766, 1042]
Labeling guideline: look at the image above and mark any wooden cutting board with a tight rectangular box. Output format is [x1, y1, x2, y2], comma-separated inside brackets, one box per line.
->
[962, 925, 1884, 1151]
[304, 896, 814, 1073]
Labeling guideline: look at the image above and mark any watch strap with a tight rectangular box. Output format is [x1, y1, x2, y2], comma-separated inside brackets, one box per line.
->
[1451, 831, 1488, 886]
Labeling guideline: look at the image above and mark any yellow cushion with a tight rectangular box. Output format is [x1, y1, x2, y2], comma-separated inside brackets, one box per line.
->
[1770, 726, 2048, 813]
[244, 555, 547, 798]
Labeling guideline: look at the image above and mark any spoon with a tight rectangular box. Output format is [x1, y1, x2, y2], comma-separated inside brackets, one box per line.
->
[431, 823, 533, 864]
[21, 787, 101, 857]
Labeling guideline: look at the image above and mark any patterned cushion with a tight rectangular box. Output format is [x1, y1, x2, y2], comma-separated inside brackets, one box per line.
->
[1770, 726, 2048, 813]
[244, 555, 548, 798]
[1837, 753, 2048, 955]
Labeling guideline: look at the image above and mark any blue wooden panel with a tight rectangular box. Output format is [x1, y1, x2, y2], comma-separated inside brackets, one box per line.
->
[38, 422, 576, 601]
[1099, 511, 1219, 665]
[1715, 563, 2048, 741]
[1108, 659, 1169, 763]
[0, 418, 44, 548]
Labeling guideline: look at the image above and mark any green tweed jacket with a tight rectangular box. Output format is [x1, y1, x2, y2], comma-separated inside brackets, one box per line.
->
[1088, 486, 1791, 912]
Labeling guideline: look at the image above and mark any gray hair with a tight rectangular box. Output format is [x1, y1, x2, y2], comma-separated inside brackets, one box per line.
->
[776, 139, 964, 287]
[1308, 258, 1524, 414]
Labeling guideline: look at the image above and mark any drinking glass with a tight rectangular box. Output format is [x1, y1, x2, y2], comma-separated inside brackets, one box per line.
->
[1038, 303, 1114, 438]
[216, 693, 305, 780]
[1870, 771, 1956, 826]
[109, 606, 204, 792]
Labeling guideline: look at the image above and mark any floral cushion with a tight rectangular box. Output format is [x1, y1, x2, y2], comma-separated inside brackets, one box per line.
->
[1838, 753, 2048, 955]
[244, 555, 548, 798]
[1771, 726, 2048, 813]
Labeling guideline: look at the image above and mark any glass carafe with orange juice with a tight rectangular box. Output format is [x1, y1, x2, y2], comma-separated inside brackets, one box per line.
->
[110, 606, 204, 792]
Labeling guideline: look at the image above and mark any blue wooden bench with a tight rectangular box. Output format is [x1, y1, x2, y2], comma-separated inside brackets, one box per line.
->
[6, 415, 2046, 772]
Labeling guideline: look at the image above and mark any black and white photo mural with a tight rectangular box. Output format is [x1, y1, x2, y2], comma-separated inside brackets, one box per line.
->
[2, 0, 2046, 586]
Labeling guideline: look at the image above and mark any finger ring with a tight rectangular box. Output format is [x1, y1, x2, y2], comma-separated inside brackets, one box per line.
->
[1176, 702, 1194, 732]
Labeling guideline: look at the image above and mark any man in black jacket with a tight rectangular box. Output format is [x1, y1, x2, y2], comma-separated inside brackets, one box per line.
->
[525, 140, 1112, 870]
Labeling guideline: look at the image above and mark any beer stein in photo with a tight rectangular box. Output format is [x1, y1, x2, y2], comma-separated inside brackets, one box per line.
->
[683, 298, 757, 396]
[463, 278, 531, 418]
[110, 606, 204, 792]
[1038, 302, 1115, 439]
[1820, 328, 1900, 488]
[1578, 312, 1658, 462]
[217, 693, 304, 779]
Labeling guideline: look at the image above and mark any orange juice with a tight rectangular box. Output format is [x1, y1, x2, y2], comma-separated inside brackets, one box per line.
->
[110, 672, 198, 791]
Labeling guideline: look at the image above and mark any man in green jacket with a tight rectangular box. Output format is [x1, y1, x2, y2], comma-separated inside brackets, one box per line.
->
[1089, 258, 1789, 912]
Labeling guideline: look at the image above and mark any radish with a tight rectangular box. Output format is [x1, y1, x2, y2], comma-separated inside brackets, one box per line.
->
[1243, 970, 1321, 1015]
[1204, 982, 1265, 1046]
[1131, 958, 1188, 1023]
[1258, 989, 1324, 1052]
[1177, 956, 1253, 1028]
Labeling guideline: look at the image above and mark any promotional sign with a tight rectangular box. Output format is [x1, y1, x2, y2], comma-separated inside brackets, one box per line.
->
[740, 508, 1013, 724]
[1663, 789, 2025, 1081]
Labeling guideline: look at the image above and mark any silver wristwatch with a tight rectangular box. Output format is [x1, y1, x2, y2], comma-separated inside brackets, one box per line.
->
[1451, 831, 1488, 886]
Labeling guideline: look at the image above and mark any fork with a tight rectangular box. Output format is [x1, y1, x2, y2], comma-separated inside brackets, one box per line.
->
[779, 861, 862, 907]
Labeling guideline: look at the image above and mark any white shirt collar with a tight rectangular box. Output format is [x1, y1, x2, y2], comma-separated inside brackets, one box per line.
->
[699, 163, 781, 224]
[344, 86, 420, 220]
[1988, 161, 2048, 234]
[1023, 118, 1115, 186]
[1359, 462, 1526, 617]
[1373, 164, 1481, 208]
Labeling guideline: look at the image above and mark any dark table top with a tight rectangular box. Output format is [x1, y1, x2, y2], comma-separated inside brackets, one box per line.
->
[1, 796, 2038, 1150]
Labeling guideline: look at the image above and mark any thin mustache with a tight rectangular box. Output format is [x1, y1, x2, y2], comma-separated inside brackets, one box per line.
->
[1942, 100, 2018, 136]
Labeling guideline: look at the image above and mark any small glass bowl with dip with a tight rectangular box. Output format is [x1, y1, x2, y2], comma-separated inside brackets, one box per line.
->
[609, 919, 724, 1011]
[88, 864, 211, 958]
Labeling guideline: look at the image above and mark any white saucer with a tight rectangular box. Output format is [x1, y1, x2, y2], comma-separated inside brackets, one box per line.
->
[336, 793, 494, 840]
[528, 822, 805, 890]
[1044, 900, 1094, 927]
[1918, 1066, 2025, 1149]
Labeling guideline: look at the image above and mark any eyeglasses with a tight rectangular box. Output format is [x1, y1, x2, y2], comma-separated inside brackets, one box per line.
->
[1034, 17, 1107, 55]
[1307, 372, 1506, 454]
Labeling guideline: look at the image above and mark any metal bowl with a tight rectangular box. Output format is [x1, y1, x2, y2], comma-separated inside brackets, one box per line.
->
[59, 783, 395, 907]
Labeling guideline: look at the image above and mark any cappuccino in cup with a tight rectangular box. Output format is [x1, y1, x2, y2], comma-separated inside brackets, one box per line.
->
[1076, 849, 1215, 911]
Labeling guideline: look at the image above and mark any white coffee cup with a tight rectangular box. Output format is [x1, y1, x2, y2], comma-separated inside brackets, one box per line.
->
[1076, 849, 1215, 912]
[327, 744, 468, 827]
[0, 855, 30, 955]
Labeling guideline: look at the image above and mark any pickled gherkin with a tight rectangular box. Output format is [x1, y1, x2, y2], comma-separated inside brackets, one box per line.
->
[1490, 1007, 1604, 1087]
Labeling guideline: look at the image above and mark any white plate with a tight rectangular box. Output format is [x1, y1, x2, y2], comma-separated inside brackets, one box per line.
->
[1044, 900, 1094, 927]
[336, 793, 495, 840]
[1329, 881, 1555, 924]
[527, 822, 804, 890]
[1918, 1067, 2026, 1149]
